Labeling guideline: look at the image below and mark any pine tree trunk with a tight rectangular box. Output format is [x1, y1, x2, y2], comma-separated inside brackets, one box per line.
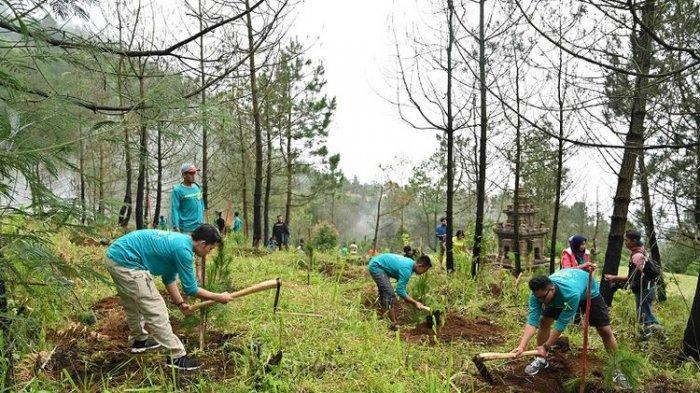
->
[79, 124, 86, 224]
[471, 0, 487, 278]
[284, 100, 293, 225]
[445, 0, 455, 273]
[513, 46, 522, 276]
[98, 142, 105, 215]
[263, 106, 272, 243]
[246, 0, 263, 248]
[601, 0, 656, 305]
[117, 54, 132, 228]
[0, 276, 11, 388]
[135, 73, 147, 230]
[682, 268, 700, 360]
[638, 152, 665, 300]
[550, 41, 565, 275]
[238, 113, 250, 240]
[373, 186, 383, 251]
[199, 0, 208, 211]
[152, 124, 163, 228]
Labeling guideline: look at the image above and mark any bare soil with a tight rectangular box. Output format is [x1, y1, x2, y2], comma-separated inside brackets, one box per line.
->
[16, 295, 244, 389]
[320, 263, 367, 282]
[402, 312, 507, 345]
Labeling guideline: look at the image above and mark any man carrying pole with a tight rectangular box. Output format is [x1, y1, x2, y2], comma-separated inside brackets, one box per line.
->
[103, 224, 232, 370]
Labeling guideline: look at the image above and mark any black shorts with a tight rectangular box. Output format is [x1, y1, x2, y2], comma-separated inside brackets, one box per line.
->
[542, 295, 610, 327]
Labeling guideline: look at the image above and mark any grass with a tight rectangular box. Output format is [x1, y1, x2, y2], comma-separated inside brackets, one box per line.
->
[17, 240, 700, 392]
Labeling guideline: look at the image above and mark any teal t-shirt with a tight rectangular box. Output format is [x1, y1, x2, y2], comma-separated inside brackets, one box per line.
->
[106, 230, 199, 296]
[527, 269, 600, 331]
[233, 217, 242, 232]
[368, 253, 415, 298]
[171, 183, 204, 233]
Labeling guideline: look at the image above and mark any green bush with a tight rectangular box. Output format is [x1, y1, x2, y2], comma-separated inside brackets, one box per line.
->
[310, 222, 339, 252]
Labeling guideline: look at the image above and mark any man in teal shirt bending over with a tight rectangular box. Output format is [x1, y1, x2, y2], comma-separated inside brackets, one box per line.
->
[104, 224, 233, 371]
[511, 269, 631, 389]
[368, 253, 432, 330]
[171, 163, 205, 234]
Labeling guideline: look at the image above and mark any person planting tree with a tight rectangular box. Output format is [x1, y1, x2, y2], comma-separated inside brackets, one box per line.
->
[511, 269, 632, 389]
[103, 224, 233, 371]
[367, 253, 432, 331]
[604, 230, 665, 341]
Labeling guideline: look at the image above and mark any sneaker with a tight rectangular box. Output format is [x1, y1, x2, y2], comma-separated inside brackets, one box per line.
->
[166, 355, 201, 371]
[613, 371, 632, 390]
[131, 338, 161, 353]
[524, 356, 549, 376]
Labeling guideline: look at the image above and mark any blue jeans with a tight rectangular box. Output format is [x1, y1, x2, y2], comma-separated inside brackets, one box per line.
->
[634, 285, 659, 326]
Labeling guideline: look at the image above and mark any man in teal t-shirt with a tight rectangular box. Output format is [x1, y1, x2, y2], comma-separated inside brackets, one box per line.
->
[232, 211, 242, 232]
[367, 253, 432, 330]
[104, 224, 232, 371]
[171, 163, 205, 234]
[510, 269, 630, 388]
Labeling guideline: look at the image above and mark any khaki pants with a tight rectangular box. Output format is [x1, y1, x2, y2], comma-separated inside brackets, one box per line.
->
[104, 258, 186, 358]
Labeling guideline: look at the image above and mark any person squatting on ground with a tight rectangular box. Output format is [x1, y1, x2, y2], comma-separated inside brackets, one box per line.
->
[604, 230, 665, 341]
[367, 253, 432, 331]
[435, 217, 447, 268]
[511, 269, 631, 389]
[272, 215, 290, 251]
[103, 224, 233, 371]
[403, 245, 416, 260]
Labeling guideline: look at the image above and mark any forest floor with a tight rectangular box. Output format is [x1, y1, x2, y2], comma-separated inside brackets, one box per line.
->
[15, 235, 700, 392]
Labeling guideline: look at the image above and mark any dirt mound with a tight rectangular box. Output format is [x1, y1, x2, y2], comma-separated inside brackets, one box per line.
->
[402, 313, 506, 345]
[19, 295, 243, 389]
[361, 291, 417, 325]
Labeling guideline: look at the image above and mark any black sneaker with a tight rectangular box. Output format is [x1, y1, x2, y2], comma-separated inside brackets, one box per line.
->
[166, 355, 201, 371]
[131, 338, 161, 353]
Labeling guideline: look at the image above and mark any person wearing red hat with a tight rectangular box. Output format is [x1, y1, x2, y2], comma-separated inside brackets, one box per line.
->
[171, 163, 204, 234]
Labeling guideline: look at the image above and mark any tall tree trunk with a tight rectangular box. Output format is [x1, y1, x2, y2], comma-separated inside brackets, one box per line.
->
[513, 46, 522, 276]
[471, 0, 487, 278]
[117, 54, 132, 228]
[79, 124, 86, 224]
[284, 75, 293, 225]
[238, 113, 250, 240]
[135, 73, 147, 230]
[638, 153, 665, 300]
[199, 0, 208, 210]
[550, 38, 565, 274]
[245, 0, 263, 247]
[601, 0, 656, 305]
[97, 142, 105, 215]
[682, 268, 700, 360]
[445, 0, 455, 273]
[263, 105, 273, 243]
[0, 274, 11, 388]
[372, 185, 384, 251]
[695, 114, 700, 232]
[152, 124, 163, 228]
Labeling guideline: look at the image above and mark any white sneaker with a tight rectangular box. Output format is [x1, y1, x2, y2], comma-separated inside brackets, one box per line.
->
[524, 356, 549, 375]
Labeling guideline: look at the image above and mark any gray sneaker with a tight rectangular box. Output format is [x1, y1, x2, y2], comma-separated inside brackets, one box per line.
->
[613, 371, 632, 390]
[524, 356, 549, 375]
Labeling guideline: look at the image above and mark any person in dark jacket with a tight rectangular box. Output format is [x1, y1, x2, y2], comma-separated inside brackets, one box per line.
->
[272, 215, 290, 251]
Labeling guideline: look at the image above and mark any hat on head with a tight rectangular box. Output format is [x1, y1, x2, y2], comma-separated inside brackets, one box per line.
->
[180, 163, 200, 174]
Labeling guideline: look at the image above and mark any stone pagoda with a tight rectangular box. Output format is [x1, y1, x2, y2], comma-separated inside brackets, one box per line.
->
[493, 188, 549, 268]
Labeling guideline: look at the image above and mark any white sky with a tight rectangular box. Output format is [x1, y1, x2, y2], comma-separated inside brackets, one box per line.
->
[289, 0, 620, 213]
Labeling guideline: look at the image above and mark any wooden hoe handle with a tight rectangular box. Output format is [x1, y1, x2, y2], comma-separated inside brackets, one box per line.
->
[190, 278, 281, 311]
[476, 349, 540, 361]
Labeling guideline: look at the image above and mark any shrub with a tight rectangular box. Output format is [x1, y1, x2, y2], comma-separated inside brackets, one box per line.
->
[310, 222, 339, 252]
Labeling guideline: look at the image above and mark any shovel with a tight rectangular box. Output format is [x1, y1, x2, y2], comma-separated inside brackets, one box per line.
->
[190, 278, 281, 311]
